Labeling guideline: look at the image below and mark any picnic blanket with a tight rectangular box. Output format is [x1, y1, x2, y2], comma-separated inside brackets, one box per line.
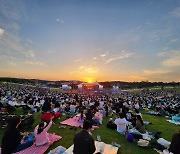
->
[146, 111, 162, 116]
[0, 133, 62, 154]
[143, 121, 151, 125]
[60, 112, 103, 128]
[166, 120, 180, 125]
[14, 133, 62, 154]
[64, 141, 119, 154]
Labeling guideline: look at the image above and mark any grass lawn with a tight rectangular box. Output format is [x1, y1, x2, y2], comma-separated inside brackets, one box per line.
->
[0, 108, 179, 154]
[124, 87, 180, 94]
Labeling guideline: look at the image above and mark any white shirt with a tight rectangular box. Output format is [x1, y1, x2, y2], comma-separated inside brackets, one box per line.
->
[115, 118, 128, 134]
[60, 104, 66, 111]
[9, 101, 19, 106]
[70, 104, 76, 113]
[53, 107, 59, 113]
[99, 101, 104, 107]
[135, 103, 140, 110]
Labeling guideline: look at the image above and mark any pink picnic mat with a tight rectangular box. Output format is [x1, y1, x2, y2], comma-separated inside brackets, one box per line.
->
[60, 112, 103, 129]
[60, 115, 83, 127]
[0, 133, 62, 154]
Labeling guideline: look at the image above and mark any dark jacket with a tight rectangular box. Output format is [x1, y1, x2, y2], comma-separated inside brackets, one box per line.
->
[169, 133, 180, 154]
[135, 120, 146, 134]
[86, 112, 93, 124]
[1, 127, 22, 154]
[73, 130, 96, 154]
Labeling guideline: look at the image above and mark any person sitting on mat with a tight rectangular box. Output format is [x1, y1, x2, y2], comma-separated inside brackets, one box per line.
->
[135, 115, 146, 134]
[78, 110, 85, 123]
[1, 116, 33, 154]
[34, 119, 53, 146]
[114, 112, 128, 134]
[73, 120, 96, 154]
[169, 129, 180, 154]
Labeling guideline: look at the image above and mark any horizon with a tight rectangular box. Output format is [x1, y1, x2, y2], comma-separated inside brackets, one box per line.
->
[0, 76, 179, 83]
[0, 0, 180, 82]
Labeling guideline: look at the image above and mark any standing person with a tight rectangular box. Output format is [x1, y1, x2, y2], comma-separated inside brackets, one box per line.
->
[1, 116, 33, 154]
[34, 120, 53, 146]
[114, 112, 128, 134]
[73, 120, 96, 154]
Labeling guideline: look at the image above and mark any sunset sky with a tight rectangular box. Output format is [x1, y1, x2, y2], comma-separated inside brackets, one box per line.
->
[0, 0, 180, 82]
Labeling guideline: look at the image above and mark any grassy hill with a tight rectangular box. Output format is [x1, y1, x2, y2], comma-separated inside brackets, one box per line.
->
[0, 108, 179, 154]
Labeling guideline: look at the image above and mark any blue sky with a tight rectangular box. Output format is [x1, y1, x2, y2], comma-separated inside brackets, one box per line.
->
[0, 0, 180, 82]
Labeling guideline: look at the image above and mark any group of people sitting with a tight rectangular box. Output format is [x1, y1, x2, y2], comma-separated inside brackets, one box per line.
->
[0, 83, 180, 154]
[1, 116, 53, 154]
[113, 111, 146, 135]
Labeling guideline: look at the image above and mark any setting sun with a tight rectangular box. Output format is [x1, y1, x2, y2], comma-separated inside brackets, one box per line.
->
[83, 77, 95, 83]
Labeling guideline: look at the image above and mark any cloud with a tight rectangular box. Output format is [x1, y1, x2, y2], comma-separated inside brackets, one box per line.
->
[0, 0, 27, 21]
[0, 54, 17, 60]
[170, 7, 180, 18]
[157, 51, 171, 57]
[23, 50, 35, 58]
[70, 66, 99, 77]
[25, 60, 45, 66]
[142, 69, 180, 82]
[8, 62, 17, 66]
[127, 69, 179, 82]
[74, 58, 82, 63]
[143, 70, 171, 75]
[100, 54, 107, 57]
[158, 50, 180, 67]
[162, 53, 180, 67]
[93, 57, 97, 60]
[56, 18, 64, 23]
[79, 66, 99, 74]
[106, 51, 134, 63]
[0, 28, 5, 36]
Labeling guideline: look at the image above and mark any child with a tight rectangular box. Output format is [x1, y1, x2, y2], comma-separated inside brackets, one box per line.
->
[34, 120, 52, 146]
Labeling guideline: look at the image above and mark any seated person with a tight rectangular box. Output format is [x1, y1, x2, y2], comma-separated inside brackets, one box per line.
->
[60, 103, 66, 113]
[86, 109, 93, 124]
[42, 101, 51, 112]
[73, 120, 96, 154]
[65, 103, 70, 113]
[1, 116, 33, 154]
[70, 103, 76, 113]
[135, 109, 142, 118]
[53, 102, 60, 113]
[115, 112, 128, 134]
[169, 130, 180, 154]
[78, 110, 85, 123]
[126, 109, 133, 122]
[34, 120, 53, 146]
[135, 115, 146, 134]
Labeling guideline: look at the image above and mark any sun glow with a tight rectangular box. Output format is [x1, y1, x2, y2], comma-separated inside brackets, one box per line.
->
[84, 77, 95, 83]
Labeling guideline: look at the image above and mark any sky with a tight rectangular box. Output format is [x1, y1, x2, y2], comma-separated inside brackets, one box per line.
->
[0, 0, 180, 82]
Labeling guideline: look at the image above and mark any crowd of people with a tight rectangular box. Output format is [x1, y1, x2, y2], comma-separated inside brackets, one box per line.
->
[0, 82, 180, 154]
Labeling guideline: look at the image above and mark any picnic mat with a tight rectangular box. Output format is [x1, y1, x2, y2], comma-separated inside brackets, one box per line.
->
[0, 133, 62, 154]
[60, 115, 83, 127]
[64, 141, 119, 154]
[60, 112, 103, 127]
[14, 133, 62, 154]
[166, 120, 180, 125]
